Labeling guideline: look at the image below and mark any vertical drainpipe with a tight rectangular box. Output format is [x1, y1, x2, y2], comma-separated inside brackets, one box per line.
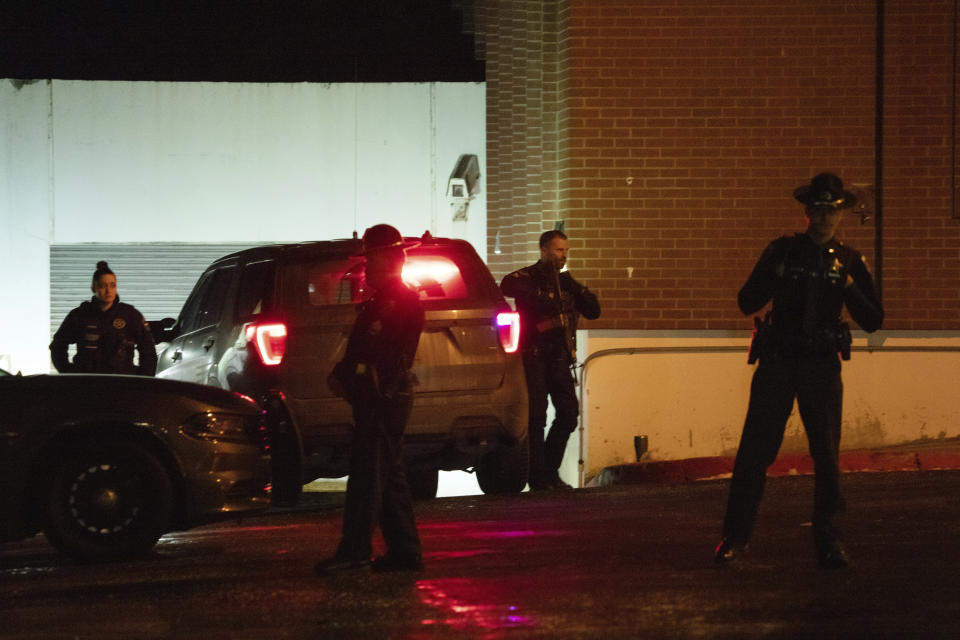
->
[353, 83, 360, 234]
[953, 0, 959, 220]
[429, 83, 438, 235]
[47, 79, 56, 242]
[875, 0, 885, 300]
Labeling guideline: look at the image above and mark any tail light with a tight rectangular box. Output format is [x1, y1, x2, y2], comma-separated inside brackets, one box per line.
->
[402, 256, 460, 286]
[245, 322, 287, 366]
[401, 255, 469, 299]
[496, 312, 520, 353]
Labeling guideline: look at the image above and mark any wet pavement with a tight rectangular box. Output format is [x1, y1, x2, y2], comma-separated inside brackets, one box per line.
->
[2, 471, 960, 638]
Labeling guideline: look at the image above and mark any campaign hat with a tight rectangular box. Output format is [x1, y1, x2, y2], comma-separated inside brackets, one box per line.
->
[793, 172, 857, 209]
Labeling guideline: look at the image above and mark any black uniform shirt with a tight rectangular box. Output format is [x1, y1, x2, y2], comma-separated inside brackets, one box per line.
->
[335, 277, 425, 402]
[501, 260, 601, 355]
[50, 296, 157, 375]
[739, 233, 884, 343]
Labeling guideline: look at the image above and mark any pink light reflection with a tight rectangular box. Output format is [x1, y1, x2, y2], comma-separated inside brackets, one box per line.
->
[415, 578, 536, 635]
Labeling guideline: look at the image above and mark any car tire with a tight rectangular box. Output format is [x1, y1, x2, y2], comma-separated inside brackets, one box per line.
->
[476, 438, 530, 495]
[406, 467, 439, 500]
[43, 442, 175, 561]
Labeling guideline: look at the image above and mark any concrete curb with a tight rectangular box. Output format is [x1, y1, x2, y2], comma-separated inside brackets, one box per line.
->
[592, 447, 960, 487]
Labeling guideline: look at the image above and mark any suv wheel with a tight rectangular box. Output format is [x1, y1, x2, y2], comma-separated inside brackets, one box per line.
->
[43, 442, 175, 561]
[476, 438, 530, 495]
[406, 467, 439, 500]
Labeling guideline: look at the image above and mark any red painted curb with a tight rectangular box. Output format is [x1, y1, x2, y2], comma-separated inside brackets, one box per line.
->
[917, 451, 960, 470]
[594, 449, 960, 486]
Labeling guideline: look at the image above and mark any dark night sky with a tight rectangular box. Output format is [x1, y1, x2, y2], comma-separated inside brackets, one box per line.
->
[0, 1, 484, 82]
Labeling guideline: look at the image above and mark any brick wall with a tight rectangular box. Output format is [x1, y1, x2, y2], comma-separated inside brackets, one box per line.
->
[883, 1, 960, 328]
[480, 1, 567, 278]
[480, 0, 960, 331]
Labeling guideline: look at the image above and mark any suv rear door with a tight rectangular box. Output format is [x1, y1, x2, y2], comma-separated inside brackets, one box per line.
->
[273, 241, 510, 426]
[403, 243, 509, 394]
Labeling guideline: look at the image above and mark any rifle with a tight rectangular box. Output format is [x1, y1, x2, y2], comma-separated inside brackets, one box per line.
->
[553, 268, 578, 367]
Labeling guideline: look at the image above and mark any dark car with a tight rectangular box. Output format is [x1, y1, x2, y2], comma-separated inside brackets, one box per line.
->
[0, 367, 269, 560]
[154, 233, 528, 502]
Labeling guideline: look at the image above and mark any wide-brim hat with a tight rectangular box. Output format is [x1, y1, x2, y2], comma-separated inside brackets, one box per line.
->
[354, 224, 420, 256]
[793, 172, 857, 209]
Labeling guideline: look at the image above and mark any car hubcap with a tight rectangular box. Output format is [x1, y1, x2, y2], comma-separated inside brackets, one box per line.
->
[68, 463, 141, 535]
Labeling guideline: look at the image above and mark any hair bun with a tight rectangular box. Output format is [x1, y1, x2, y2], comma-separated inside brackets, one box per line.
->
[96, 261, 109, 270]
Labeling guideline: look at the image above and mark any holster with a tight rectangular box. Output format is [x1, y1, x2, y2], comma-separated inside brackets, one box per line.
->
[331, 360, 380, 405]
[747, 313, 774, 364]
[836, 322, 852, 361]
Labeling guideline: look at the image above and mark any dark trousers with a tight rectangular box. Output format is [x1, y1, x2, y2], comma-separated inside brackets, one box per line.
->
[337, 397, 421, 559]
[722, 355, 844, 547]
[523, 347, 579, 486]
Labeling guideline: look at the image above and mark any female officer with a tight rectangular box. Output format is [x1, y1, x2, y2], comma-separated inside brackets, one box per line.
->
[50, 261, 157, 375]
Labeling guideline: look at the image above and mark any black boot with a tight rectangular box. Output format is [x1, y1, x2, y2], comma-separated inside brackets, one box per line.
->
[371, 552, 423, 573]
[314, 554, 371, 574]
[714, 538, 747, 564]
[816, 539, 850, 569]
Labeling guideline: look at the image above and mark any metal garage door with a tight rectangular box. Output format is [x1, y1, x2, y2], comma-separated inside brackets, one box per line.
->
[49, 243, 259, 343]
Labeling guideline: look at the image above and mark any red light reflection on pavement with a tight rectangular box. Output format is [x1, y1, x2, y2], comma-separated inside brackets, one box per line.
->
[425, 549, 496, 560]
[415, 578, 536, 636]
[418, 521, 566, 541]
[467, 529, 536, 538]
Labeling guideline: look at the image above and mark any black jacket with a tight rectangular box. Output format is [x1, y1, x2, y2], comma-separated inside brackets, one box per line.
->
[739, 233, 883, 354]
[50, 297, 157, 375]
[501, 261, 601, 358]
[332, 278, 425, 405]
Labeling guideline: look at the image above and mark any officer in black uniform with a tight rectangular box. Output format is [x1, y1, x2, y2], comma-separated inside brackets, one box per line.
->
[315, 224, 426, 574]
[715, 173, 884, 569]
[501, 230, 601, 491]
[50, 261, 157, 376]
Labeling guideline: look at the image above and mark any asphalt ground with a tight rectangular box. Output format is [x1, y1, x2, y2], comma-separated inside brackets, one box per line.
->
[2, 470, 959, 639]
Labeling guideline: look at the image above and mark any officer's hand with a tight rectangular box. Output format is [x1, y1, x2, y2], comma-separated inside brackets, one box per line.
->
[535, 317, 562, 333]
[327, 372, 346, 398]
[561, 272, 585, 295]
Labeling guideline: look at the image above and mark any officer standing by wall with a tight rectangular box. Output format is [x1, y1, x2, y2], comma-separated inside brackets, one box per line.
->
[50, 261, 157, 375]
[715, 173, 884, 569]
[501, 230, 601, 490]
[315, 224, 426, 574]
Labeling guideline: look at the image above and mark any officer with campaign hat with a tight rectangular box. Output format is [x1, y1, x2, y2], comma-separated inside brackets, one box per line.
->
[315, 224, 426, 574]
[715, 173, 884, 569]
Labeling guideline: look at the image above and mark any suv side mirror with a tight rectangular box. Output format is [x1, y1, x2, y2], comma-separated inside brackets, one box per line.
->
[150, 317, 178, 343]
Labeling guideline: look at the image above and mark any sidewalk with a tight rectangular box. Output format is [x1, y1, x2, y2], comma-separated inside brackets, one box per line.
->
[592, 436, 960, 486]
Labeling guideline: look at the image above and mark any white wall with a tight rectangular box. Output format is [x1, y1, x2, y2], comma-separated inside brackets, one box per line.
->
[0, 80, 486, 373]
[574, 330, 960, 484]
[1, 80, 53, 374]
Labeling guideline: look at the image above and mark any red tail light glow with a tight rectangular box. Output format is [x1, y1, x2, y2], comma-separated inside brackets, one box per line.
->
[401, 256, 468, 299]
[496, 312, 520, 353]
[245, 322, 287, 366]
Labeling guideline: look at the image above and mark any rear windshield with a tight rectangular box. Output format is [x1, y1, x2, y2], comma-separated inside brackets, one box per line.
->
[281, 245, 502, 308]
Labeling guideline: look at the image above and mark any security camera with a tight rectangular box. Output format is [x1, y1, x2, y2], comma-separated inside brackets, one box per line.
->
[447, 154, 481, 221]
